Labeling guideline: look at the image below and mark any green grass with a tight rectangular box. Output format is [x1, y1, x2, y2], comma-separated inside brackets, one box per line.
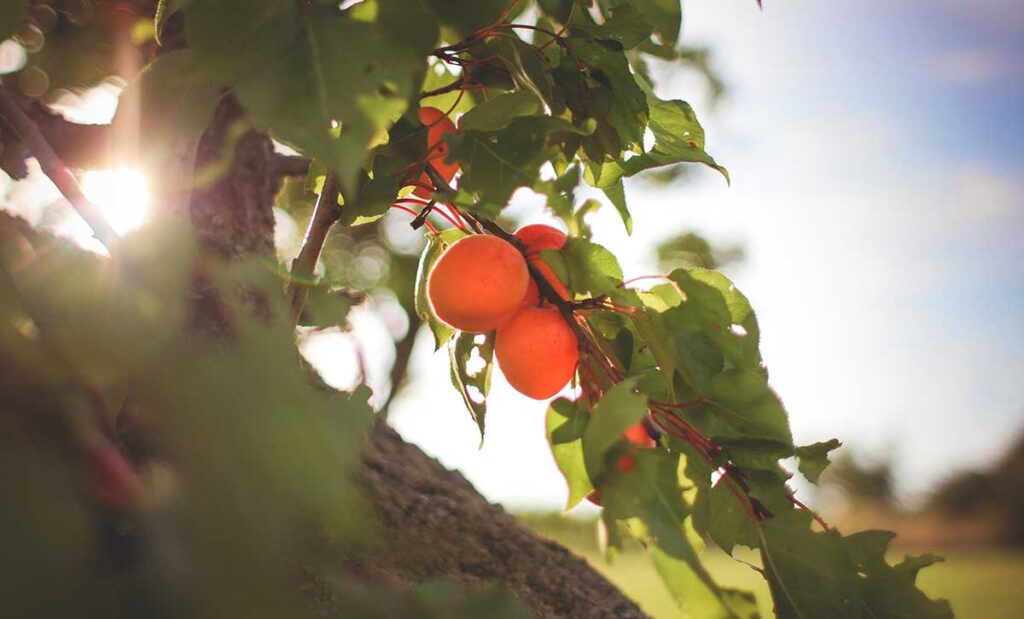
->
[581, 546, 1024, 618]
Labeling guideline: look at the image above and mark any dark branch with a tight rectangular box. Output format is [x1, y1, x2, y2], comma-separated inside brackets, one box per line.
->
[419, 77, 467, 100]
[287, 172, 341, 319]
[0, 87, 118, 250]
[271, 154, 311, 177]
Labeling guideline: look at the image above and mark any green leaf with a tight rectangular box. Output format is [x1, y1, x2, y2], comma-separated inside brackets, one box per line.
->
[415, 234, 454, 349]
[0, 0, 27, 42]
[576, 4, 654, 50]
[423, 0, 510, 37]
[795, 439, 842, 483]
[592, 94, 728, 187]
[298, 285, 357, 329]
[562, 236, 624, 296]
[447, 116, 585, 216]
[113, 50, 222, 168]
[154, 0, 193, 45]
[604, 451, 750, 617]
[545, 398, 593, 509]
[631, 0, 683, 46]
[448, 331, 494, 440]
[582, 377, 646, 479]
[702, 369, 794, 446]
[843, 532, 953, 617]
[559, 34, 649, 160]
[457, 91, 544, 132]
[761, 511, 863, 619]
[602, 179, 632, 234]
[185, 1, 438, 194]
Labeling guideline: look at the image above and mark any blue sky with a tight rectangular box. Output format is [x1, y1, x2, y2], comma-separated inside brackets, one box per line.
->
[379, 0, 1024, 510]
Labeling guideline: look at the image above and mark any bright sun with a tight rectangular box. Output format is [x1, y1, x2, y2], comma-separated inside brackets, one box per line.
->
[81, 168, 151, 235]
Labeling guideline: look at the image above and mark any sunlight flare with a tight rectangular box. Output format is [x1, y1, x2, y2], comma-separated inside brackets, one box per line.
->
[81, 168, 151, 235]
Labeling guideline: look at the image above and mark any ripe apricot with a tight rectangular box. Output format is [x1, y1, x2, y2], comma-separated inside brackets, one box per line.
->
[515, 224, 571, 305]
[495, 306, 578, 399]
[427, 235, 529, 332]
[414, 107, 458, 198]
[623, 421, 657, 449]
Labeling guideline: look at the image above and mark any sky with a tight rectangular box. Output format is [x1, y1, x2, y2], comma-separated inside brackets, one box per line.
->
[2, 0, 1021, 513]
[380, 0, 1024, 511]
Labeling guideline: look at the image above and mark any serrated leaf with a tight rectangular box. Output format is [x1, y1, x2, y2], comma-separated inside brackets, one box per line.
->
[760, 511, 863, 619]
[447, 116, 586, 216]
[545, 398, 593, 509]
[591, 94, 728, 187]
[582, 377, 646, 479]
[604, 451, 750, 617]
[702, 369, 794, 446]
[795, 439, 842, 483]
[562, 236, 624, 295]
[448, 331, 494, 440]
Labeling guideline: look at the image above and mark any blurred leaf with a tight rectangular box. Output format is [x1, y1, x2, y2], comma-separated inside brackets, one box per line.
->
[0, 0, 27, 42]
[546, 398, 593, 510]
[582, 378, 646, 480]
[795, 439, 842, 483]
[575, 4, 654, 50]
[185, 0, 438, 193]
[114, 50, 222, 168]
[631, 0, 682, 46]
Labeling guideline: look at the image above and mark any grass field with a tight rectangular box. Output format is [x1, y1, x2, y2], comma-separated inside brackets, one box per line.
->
[582, 546, 1024, 618]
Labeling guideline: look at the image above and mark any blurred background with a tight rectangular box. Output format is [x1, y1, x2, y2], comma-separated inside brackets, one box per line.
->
[2, 0, 1021, 617]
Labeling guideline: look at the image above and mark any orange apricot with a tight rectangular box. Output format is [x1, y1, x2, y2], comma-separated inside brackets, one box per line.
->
[623, 421, 657, 449]
[414, 107, 458, 198]
[515, 224, 571, 305]
[495, 306, 579, 399]
[427, 235, 529, 333]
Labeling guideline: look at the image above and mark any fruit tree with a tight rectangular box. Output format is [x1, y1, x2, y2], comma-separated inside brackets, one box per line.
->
[0, 1, 951, 617]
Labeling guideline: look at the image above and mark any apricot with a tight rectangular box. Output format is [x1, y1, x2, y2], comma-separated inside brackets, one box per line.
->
[623, 421, 657, 449]
[427, 235, 529, 332]
[515, 224, 571, 305]
[495, 306, 579, 399]
[414, 107, 459, 198]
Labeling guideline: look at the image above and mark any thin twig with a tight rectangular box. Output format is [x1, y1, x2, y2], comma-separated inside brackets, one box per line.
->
[288, 172, 340, 320]
[419, 77, 467, 100]
[0, 87, 118, 250]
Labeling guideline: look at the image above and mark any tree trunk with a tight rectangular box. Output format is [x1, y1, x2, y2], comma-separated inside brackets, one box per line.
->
[181, 98, 646, 618]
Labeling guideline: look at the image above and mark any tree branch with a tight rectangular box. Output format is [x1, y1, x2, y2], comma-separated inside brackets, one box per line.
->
[270, 154, 311, 177]
[287, 172, 341, 319]
[0, 87, 118, 251]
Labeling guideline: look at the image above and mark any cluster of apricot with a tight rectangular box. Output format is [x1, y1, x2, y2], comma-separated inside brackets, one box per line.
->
[426, 224, 578, 399]
[409, 107, 660, 506]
